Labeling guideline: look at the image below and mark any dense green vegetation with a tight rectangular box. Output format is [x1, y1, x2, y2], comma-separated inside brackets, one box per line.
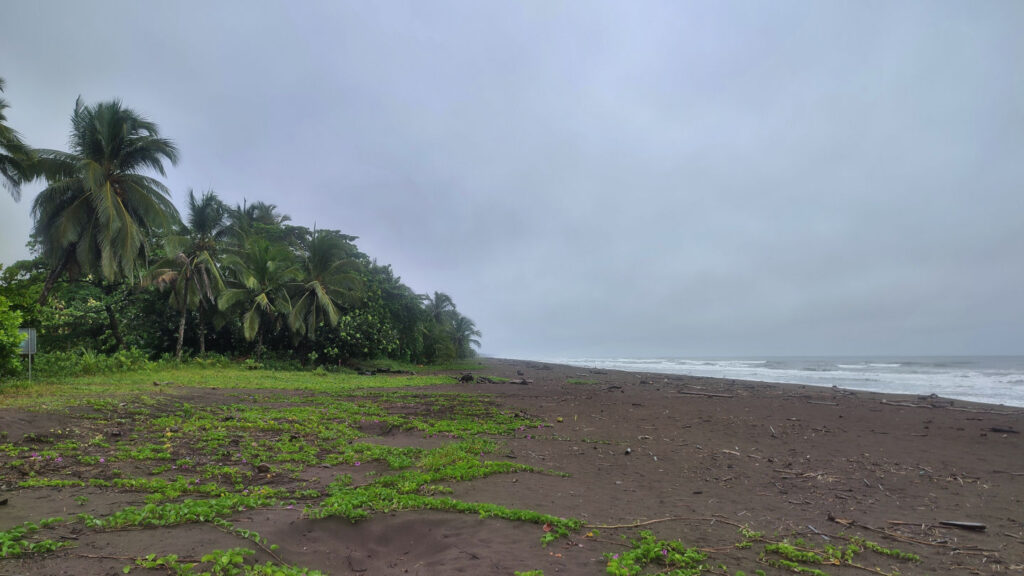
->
[0, 78, 481, 372]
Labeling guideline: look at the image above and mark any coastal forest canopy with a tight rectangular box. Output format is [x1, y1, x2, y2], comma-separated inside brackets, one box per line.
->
[0, 79, 481, 375]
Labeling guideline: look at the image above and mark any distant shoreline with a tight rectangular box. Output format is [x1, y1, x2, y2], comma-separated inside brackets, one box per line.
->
[498, 355, 1024, 409]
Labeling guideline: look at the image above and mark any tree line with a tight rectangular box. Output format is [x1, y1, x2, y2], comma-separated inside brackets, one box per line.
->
[0, 78, 481, 374]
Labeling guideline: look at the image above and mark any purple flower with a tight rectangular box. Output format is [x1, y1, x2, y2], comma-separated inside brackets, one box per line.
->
[99, 458, 106, 463]
[354, 461, 361, 466]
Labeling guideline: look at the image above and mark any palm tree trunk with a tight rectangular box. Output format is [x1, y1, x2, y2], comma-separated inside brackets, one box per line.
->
[37, 250, 72, 305]
[196, 306, 208, 355]
[256, 331, 263, 362]
[175, 297, 187, 361]
[100, 283, 126, 352]
[104, 303, 125, 352]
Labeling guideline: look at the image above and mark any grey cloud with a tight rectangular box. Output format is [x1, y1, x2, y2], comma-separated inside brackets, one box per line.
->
[1, 0, 1022, 358]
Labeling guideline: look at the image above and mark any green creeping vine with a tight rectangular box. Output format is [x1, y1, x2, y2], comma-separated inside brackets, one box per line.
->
[591, 526, 922, 576]
[18, 478, 85, 488]
[760, 541, 831, 576]
[757, 534, 920, 575]
[850, 537, 920, 562]
[80, 492, 281, 529]
[307, 437, 581, 543]
[2, 380, 584, 574]
[603, 530, 708, 576]
[126, 547, 324, 575]
[0, 518, 69, 558]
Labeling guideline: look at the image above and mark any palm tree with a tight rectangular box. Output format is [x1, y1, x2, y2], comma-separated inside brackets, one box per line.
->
[424, 291, 456, 324]
[0, 77, 34, 201]
[226, 200, 293, 246]
[451, 313, 482, 358]
[147, 190, 228, 360]
[218, 236, 299, 359]
[184, 190, 232, 354]
[32, 98, 180, 307]
[288, 228, 363, 340]
[185, 189, 231, 254]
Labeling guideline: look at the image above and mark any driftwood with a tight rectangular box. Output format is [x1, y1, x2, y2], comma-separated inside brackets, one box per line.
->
[807, 400, 839, 406]
[878, 399, 1022, 416]
[939, 521, 987, 531]
[880, 400, 931, 408]
[829, 513, 955, 548]
[678, 389, 735, 398]
[946, 406, 1020, 415]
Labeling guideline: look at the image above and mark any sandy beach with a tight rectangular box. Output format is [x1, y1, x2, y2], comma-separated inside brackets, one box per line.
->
[2, 357, 1022, 575]
[469, 358, 1024, 574]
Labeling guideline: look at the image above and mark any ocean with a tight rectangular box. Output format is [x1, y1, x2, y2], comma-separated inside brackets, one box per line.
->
[555, 356, 1024, 408]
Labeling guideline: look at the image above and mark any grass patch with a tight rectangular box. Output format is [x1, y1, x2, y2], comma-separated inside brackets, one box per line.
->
[0, 364, 455, 409]
[0, 365, 578, 570]
[0, 366, 925, 575]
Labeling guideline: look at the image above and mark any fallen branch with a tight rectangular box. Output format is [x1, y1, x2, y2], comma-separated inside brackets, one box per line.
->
[829, 513, 992, 549]
[939, 520, 986, 531]
[678, 390, 735, 398]
[880, 400, 931, 408]
[74, 553, 144, 561]
[212, 520, 288, 566]
[946, 406, 1021, 415]
[807, 400, 839, 406]
[756, 555, 891, 576]
[586, 515, 745, 530]
[887, 520, 930, 527]
[878, 401, 1022, 416]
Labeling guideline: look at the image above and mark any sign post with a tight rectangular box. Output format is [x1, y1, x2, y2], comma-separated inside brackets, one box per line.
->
[19, 328, 36, 381]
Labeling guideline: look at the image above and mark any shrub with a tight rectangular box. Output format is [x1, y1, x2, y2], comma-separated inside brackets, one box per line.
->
[30, 347, 153, 377]
[0, 295, 24, 377]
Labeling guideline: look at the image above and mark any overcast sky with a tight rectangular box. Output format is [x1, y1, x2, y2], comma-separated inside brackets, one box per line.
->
[2, 1, 1022, 358]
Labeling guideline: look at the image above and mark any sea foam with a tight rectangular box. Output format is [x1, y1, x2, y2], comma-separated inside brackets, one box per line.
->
[555, 356, 1024, 408]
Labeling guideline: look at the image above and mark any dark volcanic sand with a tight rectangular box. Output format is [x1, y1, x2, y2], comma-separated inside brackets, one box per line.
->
[2, 357, 1023, 575]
